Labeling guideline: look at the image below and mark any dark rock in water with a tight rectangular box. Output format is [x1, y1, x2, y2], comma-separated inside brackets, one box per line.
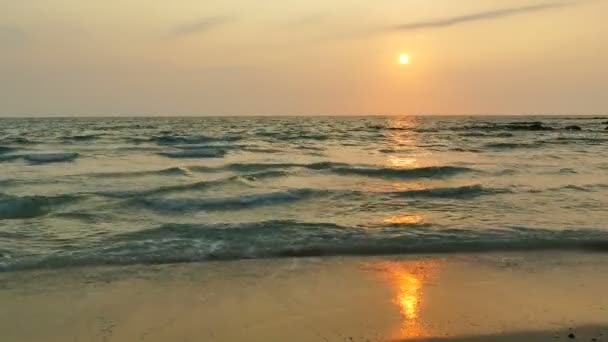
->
[565, 125, 582, 131]
[602, 121, 608, 125]
[568, 332, 575, 339]
[605, 126, 608, 131]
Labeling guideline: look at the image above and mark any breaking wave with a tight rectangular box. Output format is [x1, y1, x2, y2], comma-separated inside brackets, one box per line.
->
[0, 193, 79, 220]
[2, 222, 608, 272]
[189, 162, 475, 179]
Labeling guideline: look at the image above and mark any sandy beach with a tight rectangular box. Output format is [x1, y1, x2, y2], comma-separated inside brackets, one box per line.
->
[1, 252, 607, 342]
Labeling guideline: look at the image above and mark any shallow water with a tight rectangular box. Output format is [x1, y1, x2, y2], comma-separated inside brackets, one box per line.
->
[1, 116, 608, 271]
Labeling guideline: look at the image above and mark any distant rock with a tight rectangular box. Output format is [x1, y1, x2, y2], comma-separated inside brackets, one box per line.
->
[565, 125, 582, 131]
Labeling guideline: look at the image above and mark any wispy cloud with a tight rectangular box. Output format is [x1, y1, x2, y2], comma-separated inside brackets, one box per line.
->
[171, 16, 233, 37]
[287, 13, 329, 27]
[0, 26, 29, 47]
[390, 2, 571, 31]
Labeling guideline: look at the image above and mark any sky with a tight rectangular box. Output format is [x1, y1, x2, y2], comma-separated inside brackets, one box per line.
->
[1, 0, 607, 116]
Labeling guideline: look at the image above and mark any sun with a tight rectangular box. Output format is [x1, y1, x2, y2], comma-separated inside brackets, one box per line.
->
[399, 54, 410, 65]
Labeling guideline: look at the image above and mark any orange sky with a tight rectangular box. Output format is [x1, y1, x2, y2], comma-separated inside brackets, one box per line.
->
[1, 0, 607, 116]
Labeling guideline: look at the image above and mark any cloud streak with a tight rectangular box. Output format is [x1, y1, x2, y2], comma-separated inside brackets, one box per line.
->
[391, 2, 571, 31]
[171, 16, 233, 36]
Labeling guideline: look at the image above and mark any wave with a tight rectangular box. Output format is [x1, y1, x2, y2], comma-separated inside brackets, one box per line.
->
[552, 184, 608, 192]
[459, 132, 514, 138]
[96, 181, 502, 204]
[242, 147, 285, 154]
[3, 222, 608, 272]
[0, 146, 16, 154]
[0, 154, 20, 162]
[0, 193, 79, 220]
[0, 137, 39, 145]
[158, 149, 227, 159]
[459, 132, 488, 137]
[387, 185, 509, 199]
[187, 162, 342, 173]
[62, 134, 100, 142]
[483, 142, 544, 150]
[450, 148, 482, 153]
[134, 189, 324, 212]
[189, 162, 475, 180]
[330, 165, 474, 179]
[238, 170, 291, 180]
[255, 132, 330, 141]
[86, 167, 192, 178]
[97, 123, 157, 130]
[463, 122, 554, 132]
[173, 144, 242, 151]
[555, 136, 608, 143]
[151, 134, 241, 145]
[95, 177, 250, 198]
[560, 117, 608, 121]
[23, 153, 79, 164]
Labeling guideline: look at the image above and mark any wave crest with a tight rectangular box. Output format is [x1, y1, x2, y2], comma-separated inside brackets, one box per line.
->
[3, 222, 608, 272]
[23, 153, 79, 164]
[0, 194, 79, 220]
[190, 162, 475, 179]
[134, 189, 324, 212]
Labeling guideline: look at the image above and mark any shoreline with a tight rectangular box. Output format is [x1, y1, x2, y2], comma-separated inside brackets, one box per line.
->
[2, 252, 608, 341]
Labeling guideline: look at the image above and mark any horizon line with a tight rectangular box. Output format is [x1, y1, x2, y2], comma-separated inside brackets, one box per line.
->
[0, 113, 606, 119]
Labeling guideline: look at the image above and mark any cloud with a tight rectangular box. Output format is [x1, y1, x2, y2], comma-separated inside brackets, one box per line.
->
[0, 26, 29, 47]
[171, 16, 233, 36]
[287, 13, 329, 27]
[390, 2, 571, 31]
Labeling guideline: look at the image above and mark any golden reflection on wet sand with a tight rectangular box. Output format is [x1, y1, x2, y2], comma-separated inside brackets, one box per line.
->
[371, 259, 442, 339]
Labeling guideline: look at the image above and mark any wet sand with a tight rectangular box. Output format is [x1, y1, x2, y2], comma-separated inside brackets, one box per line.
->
[1, 252, 607, 342]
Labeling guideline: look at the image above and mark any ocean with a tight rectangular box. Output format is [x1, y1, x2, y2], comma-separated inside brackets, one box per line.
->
[1, 116, 608, 272]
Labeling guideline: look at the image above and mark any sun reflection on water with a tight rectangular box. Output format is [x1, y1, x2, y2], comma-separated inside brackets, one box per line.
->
[382, 117, 438, 171]
[387, 156, 419, 169]
[396, 271, 421, 320]
[384, 215, 425, 226]
[373, 260, 441, 339]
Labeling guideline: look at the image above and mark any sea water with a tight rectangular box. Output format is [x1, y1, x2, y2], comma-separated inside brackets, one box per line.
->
[1, 116, 608, 271]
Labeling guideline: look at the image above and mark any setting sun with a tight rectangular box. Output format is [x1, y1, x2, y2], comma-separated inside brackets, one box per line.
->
[399, 54, 410, 65]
